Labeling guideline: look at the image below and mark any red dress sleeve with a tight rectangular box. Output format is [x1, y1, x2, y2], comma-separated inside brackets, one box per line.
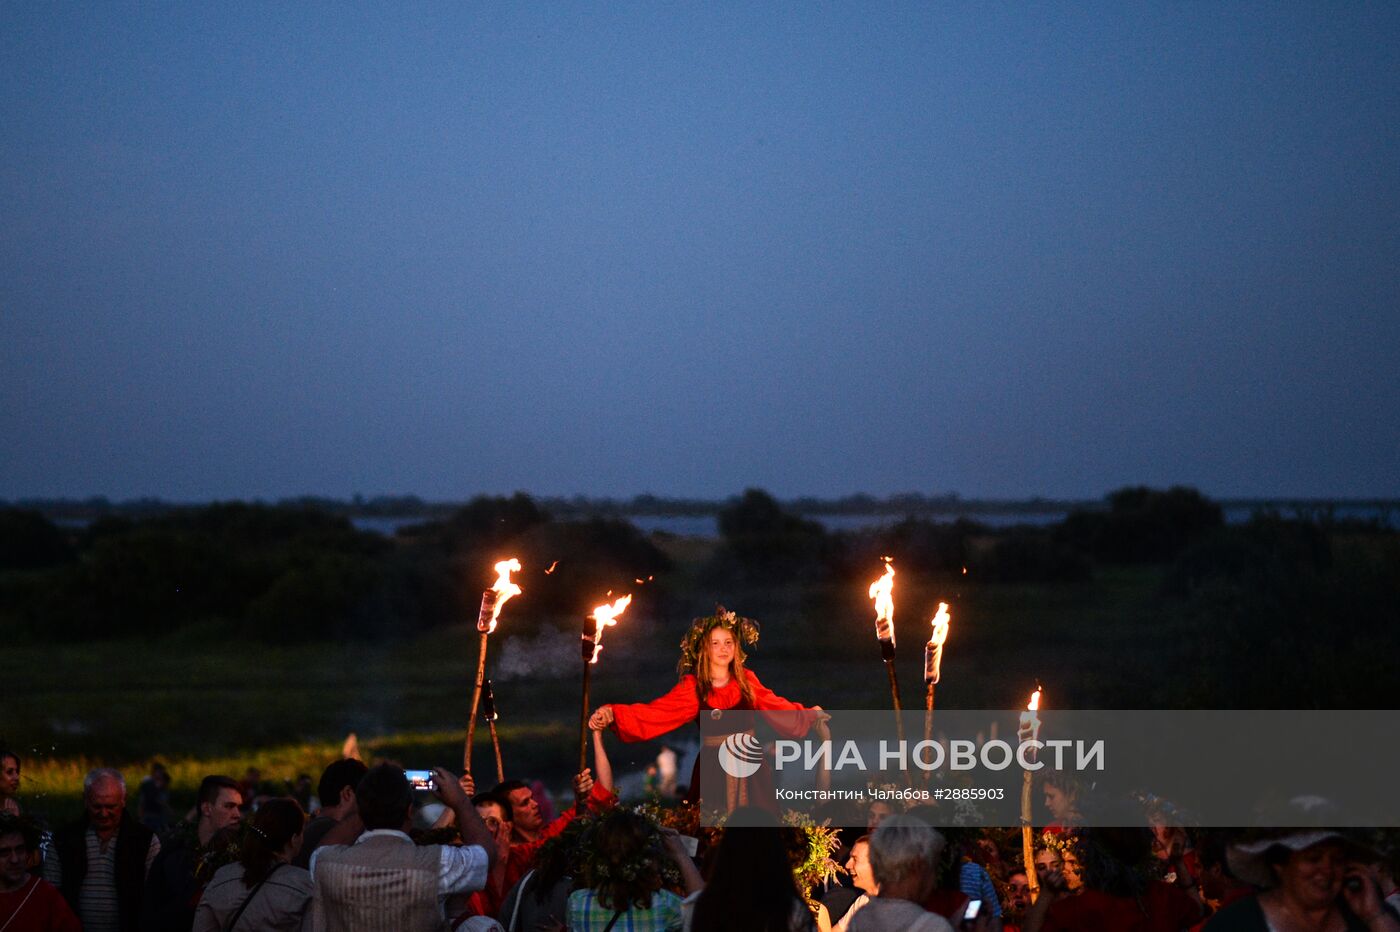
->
[744, 670, 818, 738]
[743, 670, 806, 711]
[610, 676, 701, 742]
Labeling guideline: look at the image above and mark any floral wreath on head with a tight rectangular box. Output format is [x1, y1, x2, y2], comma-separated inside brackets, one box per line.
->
[568, 808, 684, 895]
[677, 606, 760, 675]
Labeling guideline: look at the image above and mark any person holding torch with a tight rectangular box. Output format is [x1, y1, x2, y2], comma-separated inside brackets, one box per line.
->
[589, 607, 829, 812]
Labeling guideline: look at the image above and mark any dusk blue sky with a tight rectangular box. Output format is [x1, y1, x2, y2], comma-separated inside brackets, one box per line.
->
[3, 4, 1397, 501]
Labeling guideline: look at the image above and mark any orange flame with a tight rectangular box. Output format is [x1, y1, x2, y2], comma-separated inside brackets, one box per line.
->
[929, 602, 951, 648]
[924, 601, 951, 684]
[477, 558, 522, 633]
[587, 594, 632, 664]
[869, 560, 896, 645]
[1019, 687, 1043, 745]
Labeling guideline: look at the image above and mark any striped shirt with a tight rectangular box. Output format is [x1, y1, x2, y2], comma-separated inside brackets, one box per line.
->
[957, 861, 1002, 918]
[309, 829, 489, 899]
[41, 829, 161, 932]
[310, 829, 490, 928]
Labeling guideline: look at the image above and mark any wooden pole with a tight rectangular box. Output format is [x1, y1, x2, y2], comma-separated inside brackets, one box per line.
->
[923, 682, 936, 740]
[463, 629, 490, 773]
[881, 640, 905, 726]
[488, 720, 504, 785]
[577, 616, 598, 808]
[885, 660, 905, 718]
[922, 682, 936, 785]
[880, 640, 910, 786]
[578, 660, 593, 771]
[482, 678, 504, 785]
[1021, 768, 1040, 900]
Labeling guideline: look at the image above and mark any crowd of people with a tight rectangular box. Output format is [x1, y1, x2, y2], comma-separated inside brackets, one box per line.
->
[3, 737, 1399, 932]
[2, 606, 1398, 931]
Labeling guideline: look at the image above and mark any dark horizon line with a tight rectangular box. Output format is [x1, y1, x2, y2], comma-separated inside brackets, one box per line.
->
[7, 490, 1399, 518]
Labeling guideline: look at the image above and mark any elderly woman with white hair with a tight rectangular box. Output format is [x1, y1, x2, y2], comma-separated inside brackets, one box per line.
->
[847, 815, 961, 932]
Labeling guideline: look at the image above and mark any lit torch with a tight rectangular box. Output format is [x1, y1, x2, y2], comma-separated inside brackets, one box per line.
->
[1019, 685, 1043, 900]
[870, 560, 896, 648]
[868, 560, 907, 759]
[922, 601, 951, 748]
[464, 559, 522, 773]
[580, 595, 632, 779]
[482, 678, 504, 785]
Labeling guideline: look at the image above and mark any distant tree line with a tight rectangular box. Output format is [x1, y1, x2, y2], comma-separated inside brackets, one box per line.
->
[2, 484, 1397, 708]
[703, 484, 1234, 586]
[10, 490, 1393, 523]
[708, 487, 1400, 707]
[0, 497, 669, 643]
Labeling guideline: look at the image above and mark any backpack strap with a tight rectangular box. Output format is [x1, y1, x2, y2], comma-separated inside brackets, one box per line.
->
[223, 862, 285, 932]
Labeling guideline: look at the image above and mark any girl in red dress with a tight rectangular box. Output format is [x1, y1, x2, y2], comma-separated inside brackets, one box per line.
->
[588, 608, 828, 813]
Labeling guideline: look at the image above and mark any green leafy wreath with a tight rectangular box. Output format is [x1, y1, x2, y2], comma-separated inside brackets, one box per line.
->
[677, 606, 761, 675]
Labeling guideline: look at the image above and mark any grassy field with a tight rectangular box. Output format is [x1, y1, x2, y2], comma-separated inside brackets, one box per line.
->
[7, 550, 1187, 822]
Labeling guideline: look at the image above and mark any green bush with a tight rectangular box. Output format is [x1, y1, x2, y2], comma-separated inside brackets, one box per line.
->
[972, 528, 1093, 584]
[706, 489, 839, 585]
[841, 516, 982, 577]
[407, 494, 548, 553]
[507, 517, 672, 617]
[1056, 486, 1223, 565]
[1170, 519, 1400, 707]
[0, 509, 74, 569]
[0, 504, 395, 642]
[246, 552, 385, 641]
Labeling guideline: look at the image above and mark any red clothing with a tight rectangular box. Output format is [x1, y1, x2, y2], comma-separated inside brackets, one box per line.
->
[504, 781, 617, 898]
[455, 783, 617, 926]
[610, 671, 815, 741]
[0, 876, 82, 932]
[611, 669, 815, 813]
[923, 889, 971, 921]
[1041, 883, 1200, 932]
[454, 889, 497, 928]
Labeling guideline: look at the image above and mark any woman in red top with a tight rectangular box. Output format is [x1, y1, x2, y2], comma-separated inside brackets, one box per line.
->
[588, 608, 828, 812]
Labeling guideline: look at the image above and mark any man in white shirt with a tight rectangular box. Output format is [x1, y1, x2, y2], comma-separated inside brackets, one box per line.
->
[835, 834, 877, 932]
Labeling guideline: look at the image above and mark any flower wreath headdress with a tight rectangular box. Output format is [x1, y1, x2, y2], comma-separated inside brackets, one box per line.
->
[677, 606, 760, 675]
[569, 809, 683, 891]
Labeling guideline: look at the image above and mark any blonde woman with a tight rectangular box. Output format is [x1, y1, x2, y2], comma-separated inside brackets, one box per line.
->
[590, 608, 828, 810]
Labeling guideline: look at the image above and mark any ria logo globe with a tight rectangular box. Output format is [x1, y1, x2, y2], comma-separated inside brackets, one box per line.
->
[717, 732, 764, 779]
